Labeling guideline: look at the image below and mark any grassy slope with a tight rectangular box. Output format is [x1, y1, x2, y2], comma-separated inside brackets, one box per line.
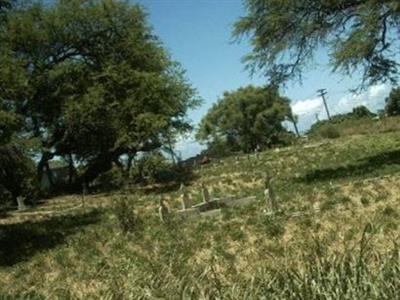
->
[1, 131, 400, 299]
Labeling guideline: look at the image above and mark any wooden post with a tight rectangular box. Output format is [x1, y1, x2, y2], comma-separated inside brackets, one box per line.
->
[201, 182, 210, 203]
[180, 183, 189, 210]
[264, 175, 278, 214]
[159, 195, 169, 222]
[82, 183, 88, 208]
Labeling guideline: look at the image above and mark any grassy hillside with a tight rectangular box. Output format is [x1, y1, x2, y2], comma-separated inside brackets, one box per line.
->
[1, 131, 400, 299]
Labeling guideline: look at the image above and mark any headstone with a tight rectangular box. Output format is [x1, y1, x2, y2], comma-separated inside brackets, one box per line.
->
[180, 183, 189, 210]
[158, 195, 169, 222]
[17, 197, 27, 211]
[201, 182, 210, 203]
[264, 176, 278, 213]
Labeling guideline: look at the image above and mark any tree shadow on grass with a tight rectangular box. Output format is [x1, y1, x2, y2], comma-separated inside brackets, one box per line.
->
[0, 209, 103, 267]
[298, 149, 400, 184]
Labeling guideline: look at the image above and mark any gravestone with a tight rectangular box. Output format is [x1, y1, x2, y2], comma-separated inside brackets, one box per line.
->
[17, 197, 27, 211]
[201, 182, 210, 203]
[180, 183, 189, 210]
[264, 175, 278, 213]
[158, 195, 169, 222]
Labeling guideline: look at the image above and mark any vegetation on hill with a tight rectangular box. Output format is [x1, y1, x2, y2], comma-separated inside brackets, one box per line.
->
[1, 130, 400, 298]
[1, 0, 400, 298]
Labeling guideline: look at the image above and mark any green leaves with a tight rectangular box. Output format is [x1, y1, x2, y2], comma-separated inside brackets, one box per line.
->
[0, 0, 199, 184]
[385, 87, 400, 116]
[234, 0, 400, 87]
[197, 85, 292, 153]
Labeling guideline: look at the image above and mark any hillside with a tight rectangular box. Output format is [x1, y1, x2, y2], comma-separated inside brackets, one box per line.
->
[1, 131, 400, 299]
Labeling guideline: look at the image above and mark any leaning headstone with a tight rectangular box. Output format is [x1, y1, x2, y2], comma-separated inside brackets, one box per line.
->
[180, 183, 189, 210]
[158, 195, 169, 222]
[17, 197, 27, 211]
[264, 175, 278, 214]
[201, 182, 210, 203]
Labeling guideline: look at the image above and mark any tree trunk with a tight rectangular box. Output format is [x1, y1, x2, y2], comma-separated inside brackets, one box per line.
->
[37, 151, 55, 188]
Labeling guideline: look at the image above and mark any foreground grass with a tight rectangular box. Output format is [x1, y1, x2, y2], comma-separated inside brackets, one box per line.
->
[1, 131, 400, 299]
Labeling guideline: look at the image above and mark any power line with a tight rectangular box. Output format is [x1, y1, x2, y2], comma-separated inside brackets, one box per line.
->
[317, 89, 332, 121]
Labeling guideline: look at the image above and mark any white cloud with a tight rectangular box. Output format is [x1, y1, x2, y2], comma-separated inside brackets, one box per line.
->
[174, 134, 206, 160]
[291, 97, 323, 116]
[290, 83, 391, 133]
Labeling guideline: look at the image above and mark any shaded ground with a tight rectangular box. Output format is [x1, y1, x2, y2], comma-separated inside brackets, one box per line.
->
[299, 149, 400, 183]
[0, 209, 103, 267]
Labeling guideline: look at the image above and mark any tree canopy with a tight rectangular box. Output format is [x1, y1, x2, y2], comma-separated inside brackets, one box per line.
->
[234, 0, 400, 87]
[0, 0, 199, 186]
[385, 87, 400, 116]
[196, 85, 292, 153]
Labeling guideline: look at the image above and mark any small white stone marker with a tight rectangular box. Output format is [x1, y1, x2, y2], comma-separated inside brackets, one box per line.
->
[158, 195, 169, 222]
[17, 197, 27, 211]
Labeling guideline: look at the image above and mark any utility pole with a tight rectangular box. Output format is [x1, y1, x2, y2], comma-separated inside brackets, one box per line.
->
[317, 89, 331, 121]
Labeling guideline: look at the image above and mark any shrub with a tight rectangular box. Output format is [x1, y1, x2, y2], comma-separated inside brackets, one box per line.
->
[94, 165, 125, 191]
[113, 196, 140, 234]
[0, 145, 38, 207]
[318, 124, 340, 139]
[131, 151, 174, 183]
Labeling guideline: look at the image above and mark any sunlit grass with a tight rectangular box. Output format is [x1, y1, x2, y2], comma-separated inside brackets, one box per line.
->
[1, 131, 400, 298]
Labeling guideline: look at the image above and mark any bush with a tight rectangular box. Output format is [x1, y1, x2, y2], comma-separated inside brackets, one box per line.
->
[131, 151, 174, 184]
[318, 125, 340, 139]
[113, 196, 140, 234]
[94, 165, 125, 191]
[0, 145, 38, 207]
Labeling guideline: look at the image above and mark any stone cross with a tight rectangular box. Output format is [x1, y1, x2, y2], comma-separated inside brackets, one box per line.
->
[264, 175, 278, 213]
[17, 196, 27, 211]
[201, 182, 210, 203]
[180, 183, 189, 210]
[158, 195, 169, 222]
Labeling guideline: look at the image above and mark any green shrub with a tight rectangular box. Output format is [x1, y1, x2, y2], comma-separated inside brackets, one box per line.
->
[94, 165, 125, 191]
[318, 124, 340, 139]
[113, 196, 140, 234]
[131, 151, 174, 183]
[0, 145, 38, 207]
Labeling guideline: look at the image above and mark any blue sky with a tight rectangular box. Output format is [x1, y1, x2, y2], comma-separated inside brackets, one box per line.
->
[136, 0, 392, 158]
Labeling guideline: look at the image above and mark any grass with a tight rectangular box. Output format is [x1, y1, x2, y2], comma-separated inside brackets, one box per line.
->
[1, 130, 400, 298]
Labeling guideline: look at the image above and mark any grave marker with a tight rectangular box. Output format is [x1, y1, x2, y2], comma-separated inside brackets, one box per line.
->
[159, 195, 169, 222]
[180, 183, 189, 210]
[17, 197, 27, 211]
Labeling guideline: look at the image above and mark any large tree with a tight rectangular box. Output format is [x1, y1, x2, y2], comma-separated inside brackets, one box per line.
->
[234, 0, 400, 87]
[0, 0, 199, 185]
[385, 87, 400, 116]
[196, 85, 292, 153]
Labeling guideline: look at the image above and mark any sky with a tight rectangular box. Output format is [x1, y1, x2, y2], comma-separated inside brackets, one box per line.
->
[136, 0, 393, 159]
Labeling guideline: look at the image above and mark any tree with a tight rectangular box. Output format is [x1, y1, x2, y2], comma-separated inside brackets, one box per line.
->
[352, 105, 375, 118]
[233, 1, 400, 87]
[385, 87, 400, 116]
[196, 85, 292, 153]
[0, 0, 199, 186]
[0, 103, 36, 205]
